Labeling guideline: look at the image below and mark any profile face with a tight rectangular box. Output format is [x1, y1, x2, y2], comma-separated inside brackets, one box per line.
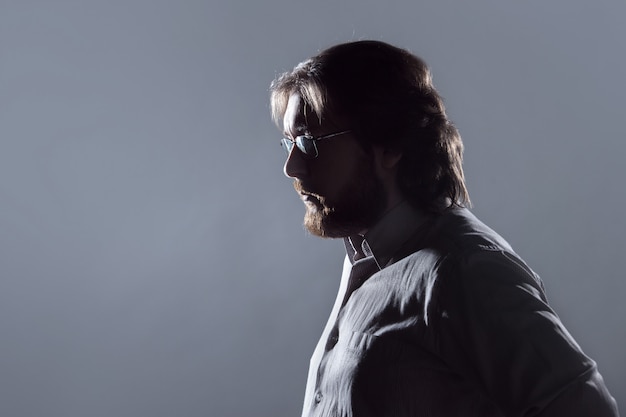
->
[282, 93, 387, 238]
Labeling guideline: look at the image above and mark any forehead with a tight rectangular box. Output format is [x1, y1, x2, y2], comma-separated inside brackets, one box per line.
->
[282, 93, 323, 136]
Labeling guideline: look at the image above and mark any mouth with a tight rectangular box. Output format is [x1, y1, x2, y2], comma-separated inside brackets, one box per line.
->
[300, 191, 318, 202]
[294, 181, 325, 208]
[299, 191, 324, 209]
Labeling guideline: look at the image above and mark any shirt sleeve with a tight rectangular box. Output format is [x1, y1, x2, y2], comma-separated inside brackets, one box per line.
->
[436, 249, 619, 416]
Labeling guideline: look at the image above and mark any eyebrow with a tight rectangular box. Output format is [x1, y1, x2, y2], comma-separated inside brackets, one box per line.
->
[283, 123, 309, 138]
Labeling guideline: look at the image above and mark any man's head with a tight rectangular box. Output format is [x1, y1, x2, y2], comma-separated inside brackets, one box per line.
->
[270, 40, 469, 237]
[278, 92, 390, 238]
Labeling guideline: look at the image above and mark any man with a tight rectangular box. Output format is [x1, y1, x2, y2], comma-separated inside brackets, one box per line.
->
[270, 40, 618, 417]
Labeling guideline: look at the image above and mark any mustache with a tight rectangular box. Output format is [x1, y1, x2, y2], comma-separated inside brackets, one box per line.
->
[293, 180, 318, 197]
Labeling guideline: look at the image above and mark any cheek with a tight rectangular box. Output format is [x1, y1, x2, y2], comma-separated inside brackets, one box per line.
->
[310, 144, 369, 193]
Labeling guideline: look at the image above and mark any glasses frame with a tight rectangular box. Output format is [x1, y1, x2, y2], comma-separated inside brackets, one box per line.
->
[281, 130, 352, 159]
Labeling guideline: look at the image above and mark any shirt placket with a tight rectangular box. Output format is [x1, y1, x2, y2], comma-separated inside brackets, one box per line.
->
[310, 252, 381, 415]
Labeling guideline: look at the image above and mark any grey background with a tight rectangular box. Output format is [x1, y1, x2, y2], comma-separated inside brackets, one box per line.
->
[1, 0, 624, 416]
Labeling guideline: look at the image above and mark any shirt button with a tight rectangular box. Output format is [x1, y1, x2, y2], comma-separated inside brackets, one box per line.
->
[325, 334, 338, 351]
[314, 391, 323, 404]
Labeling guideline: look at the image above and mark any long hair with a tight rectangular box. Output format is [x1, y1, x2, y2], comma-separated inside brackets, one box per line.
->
[270, 40, 470, 213]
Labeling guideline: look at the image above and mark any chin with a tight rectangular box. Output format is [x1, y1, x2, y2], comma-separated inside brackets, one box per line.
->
[303, 209, 370, 239]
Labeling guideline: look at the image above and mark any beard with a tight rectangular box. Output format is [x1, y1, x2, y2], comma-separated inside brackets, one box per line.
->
[293, 157, 388, 238]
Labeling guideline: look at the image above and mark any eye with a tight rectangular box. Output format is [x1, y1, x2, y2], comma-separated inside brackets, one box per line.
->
[296, 136, 317, 155]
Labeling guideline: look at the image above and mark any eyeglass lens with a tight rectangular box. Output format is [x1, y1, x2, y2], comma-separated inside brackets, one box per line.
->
[281, 136, 317, 158]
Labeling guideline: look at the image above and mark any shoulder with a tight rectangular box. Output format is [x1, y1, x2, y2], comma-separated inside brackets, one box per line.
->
[385, 208, 546, 310]
[376, 208, 547, 310]
[427, 208, 545, 303]
[430, 207, 514, 255]
[423, 208, 540, 285]
[391, 208, 533, 277]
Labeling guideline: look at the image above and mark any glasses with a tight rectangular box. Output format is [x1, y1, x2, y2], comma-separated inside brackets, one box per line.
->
[281, 130, 352, 159]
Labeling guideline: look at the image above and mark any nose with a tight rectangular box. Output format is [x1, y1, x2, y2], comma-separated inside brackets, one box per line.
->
[283, 146, 308, 179]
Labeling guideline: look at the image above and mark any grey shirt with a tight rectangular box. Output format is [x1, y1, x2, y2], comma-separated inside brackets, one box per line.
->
[301, 202, 618, 417]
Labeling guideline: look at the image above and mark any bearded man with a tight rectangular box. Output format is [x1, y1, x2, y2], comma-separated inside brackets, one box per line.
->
[270, 40, 618, 417]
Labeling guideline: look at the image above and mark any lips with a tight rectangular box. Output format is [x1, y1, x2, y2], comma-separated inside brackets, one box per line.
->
[294, 181, 325, 207]
[300, 191, 321, 206]
[294, 181, 317, 197]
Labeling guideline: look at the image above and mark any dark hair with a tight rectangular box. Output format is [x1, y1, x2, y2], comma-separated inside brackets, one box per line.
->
[270, 40, 470, 213]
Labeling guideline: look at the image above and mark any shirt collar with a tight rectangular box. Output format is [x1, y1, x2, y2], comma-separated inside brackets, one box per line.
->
[343, 200, 429, 268]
